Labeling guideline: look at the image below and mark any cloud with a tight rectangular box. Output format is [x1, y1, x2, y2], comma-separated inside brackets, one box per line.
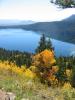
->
[0, 0, 75, 21]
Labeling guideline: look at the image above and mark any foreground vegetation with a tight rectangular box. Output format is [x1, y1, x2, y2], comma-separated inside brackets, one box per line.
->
[0, 61, 75, 100]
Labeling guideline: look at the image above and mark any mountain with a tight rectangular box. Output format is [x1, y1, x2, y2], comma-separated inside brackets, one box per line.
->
[0, 20, 35, 26]
[63, 14, 75, 22]
[23, 15, 75, 44]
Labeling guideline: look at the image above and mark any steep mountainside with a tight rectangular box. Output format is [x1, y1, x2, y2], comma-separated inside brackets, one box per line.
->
[23, 15, 75, 44]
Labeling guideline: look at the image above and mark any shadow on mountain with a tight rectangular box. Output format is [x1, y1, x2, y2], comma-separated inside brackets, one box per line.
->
[23, 14, 75, 44]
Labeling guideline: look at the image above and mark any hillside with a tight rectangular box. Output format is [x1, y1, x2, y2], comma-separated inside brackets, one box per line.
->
[0, 20, 35, 26]
[23, 15, 75, 44]
[0, 60, 75, 100]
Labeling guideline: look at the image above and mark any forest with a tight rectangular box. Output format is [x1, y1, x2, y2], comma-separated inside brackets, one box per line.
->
[0, 48, 32, 67]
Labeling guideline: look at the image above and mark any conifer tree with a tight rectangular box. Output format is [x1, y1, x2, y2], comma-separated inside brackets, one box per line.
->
[46, 38, 53, 50]
[35, 34, 46, 53]
[50, 0, 75, 8]
[35, 34, 53, 53]
[71, 65, 75, 87]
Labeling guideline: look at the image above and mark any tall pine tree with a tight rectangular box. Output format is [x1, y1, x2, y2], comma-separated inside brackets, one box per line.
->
[35, 34, 46, 53]
[46, 38, 53, 50]
[35, 34, 53, 53]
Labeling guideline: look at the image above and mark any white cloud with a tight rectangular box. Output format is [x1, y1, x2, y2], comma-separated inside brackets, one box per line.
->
[0, 1, 75, 21]
[56, 8, 75, 21]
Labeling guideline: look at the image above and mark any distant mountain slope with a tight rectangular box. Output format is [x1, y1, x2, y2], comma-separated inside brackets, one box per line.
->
[23, 15, 75, 44]
[0, 20, 35, 26]
[63, 15, 75, 22]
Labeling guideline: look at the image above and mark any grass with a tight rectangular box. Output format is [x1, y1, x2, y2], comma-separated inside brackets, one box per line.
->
[0, 61, 75, 100]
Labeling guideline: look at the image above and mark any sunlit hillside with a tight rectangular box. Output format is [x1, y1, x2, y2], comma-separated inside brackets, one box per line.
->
[0, 60, 75, 100]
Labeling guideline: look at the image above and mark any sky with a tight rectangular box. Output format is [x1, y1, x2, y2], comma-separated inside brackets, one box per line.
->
[0, 0, 75, 21]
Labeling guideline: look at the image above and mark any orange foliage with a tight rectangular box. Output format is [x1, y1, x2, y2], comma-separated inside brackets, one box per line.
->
[32, 49, 59, 86]
[32, 49, 56, 68]
[47, 70, 58, 86]
[52, 66, 59, 73]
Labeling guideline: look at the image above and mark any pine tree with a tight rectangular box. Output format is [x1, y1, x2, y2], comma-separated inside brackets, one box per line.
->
[50, 0, 75, 8]
[71, 65, 75, 87]
[46, 38, 53, 50]
[35, 34, 46, 53]
[35, 34, 53, 53]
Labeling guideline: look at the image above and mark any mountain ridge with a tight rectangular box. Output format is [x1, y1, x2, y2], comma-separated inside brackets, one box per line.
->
[0, 20, 35, 26]
[22, 14, 75, 44]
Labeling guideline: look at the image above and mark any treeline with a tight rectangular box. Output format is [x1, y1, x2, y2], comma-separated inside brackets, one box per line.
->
[56, 56, 75, 87]
[0, 48, 32, 67]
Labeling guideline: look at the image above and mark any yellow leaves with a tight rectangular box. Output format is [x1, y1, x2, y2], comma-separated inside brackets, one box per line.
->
[62, 82, 72, 90]
[52, 66, 59, 73]
[12, 66, 23, 75]
[47, 74, 58, 86]
[47, 75, 56, 81]
[0, 61, 23, 75]
[24, 69, 36, 79]
[32, 53, 40, 67]
[29, 66, 37, 73]
[50, 59, 56, 65]
[0, 61, 36, 79]
[21, 65, 26, 72]
[33, 49, 56, 68]
[40, 49, 56, 66]
[0, 61, 11, 71]
[32, 49, 59, 86]
[66, 69, 72, 77]
[0, 60, 38, 81]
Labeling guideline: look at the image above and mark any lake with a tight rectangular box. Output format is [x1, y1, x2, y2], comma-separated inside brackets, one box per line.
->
[0, 29, 75, 57]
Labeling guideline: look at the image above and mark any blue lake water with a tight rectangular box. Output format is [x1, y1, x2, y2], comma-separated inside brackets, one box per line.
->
[0, 29, 75, 57]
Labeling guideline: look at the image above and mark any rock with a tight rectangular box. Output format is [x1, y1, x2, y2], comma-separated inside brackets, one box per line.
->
[0, 90, 6, 100]
[0, 90, 16, 100]
[6, 92, 16, 100]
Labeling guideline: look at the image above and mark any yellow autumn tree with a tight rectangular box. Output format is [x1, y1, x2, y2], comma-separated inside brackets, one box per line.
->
[32, 49, 59, 86]
[32, 49, 56, 68]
